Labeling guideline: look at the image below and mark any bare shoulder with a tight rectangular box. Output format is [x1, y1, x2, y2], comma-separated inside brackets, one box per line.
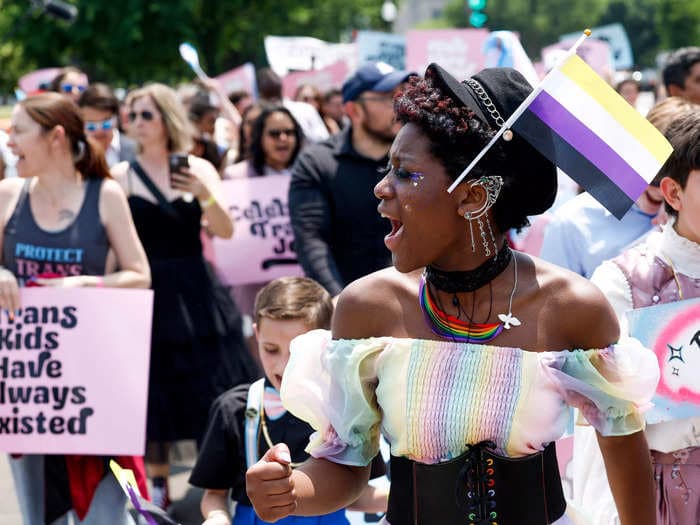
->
[0, 177, 25, 197]
[99, 178, 128, 203]
[332, 267, 417, 339]
[110, 160, 130, 180]
[0, 178, 26, 209]
[532, 255, 620, 349]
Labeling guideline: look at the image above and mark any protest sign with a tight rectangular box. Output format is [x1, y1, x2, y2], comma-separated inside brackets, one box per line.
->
[542, 37, 614, 77]
[213, 176, 302, 286]
[560, 23, 633, 70]
[0, 288, 153, 455]
[356, 31, 406, 71]
[627, 297, 700, 424]
[406, 28, 489, 79]
[18, 68, 62, 94]
[265, 36, 356, 76]
[215, 63, 258, 99]
[282, 60, 350, 99]
[483, 31, 539, 86]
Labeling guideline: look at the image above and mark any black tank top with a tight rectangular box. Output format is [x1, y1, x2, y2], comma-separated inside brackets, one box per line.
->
[2, 178, 109, 286]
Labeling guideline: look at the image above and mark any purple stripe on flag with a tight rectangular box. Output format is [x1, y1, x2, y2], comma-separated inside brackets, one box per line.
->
[512, 110, 635, 219]
[529, 90, 648, 201]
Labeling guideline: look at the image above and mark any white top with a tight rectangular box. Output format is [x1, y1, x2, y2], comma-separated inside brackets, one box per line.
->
[591, 221, 700, 451]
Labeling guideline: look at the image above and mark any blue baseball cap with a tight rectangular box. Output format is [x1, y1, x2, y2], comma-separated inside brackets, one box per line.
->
[342, 62, 414, 103]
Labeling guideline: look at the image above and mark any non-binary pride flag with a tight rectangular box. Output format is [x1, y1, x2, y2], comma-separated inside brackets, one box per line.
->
[511, 54, 673, 219]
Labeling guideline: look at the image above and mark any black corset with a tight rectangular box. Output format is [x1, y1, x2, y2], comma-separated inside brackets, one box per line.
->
[386, 442, 566, 524]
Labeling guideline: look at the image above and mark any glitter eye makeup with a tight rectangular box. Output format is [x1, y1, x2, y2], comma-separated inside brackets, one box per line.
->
[379, 163, 425, 187]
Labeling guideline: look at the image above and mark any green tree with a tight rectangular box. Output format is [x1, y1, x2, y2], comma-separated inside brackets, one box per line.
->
[436, 0, 700, 69]
[0, 0, 393, 94]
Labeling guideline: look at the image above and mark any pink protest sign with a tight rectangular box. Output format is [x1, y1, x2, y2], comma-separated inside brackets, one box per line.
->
[627, 297, 700, 424]
[215, 63, 258, 98]
[406, 29, 489, 79]
[282, 60, 350, 99]
[213, 176, 302, 286]
[0, 288, 153, 455]
[18, 68, 61, 94]
[542, 38, 614, 78]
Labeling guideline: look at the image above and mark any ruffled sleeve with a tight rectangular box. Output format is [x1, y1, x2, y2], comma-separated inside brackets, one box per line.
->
[539, 337, 660, 436]
[280, 329, 385, 466]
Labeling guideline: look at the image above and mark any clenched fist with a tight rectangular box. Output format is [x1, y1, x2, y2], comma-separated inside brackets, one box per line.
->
[246, 443, 297, 522]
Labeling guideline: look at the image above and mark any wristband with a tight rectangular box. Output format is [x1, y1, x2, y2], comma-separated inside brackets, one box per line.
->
[200, 195, 217, 209]
[95, 276, 104, 288]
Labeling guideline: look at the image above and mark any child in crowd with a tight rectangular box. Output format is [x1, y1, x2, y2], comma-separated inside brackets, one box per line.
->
[579, 112, 700, 524]
[189, 276, 387, 525]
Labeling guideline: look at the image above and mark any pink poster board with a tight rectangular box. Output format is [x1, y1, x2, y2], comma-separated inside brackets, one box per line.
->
[282, 60, 350, 99]
[213, 176, 303, 286]
[0, 288, 153, 455]
[406, 28, 489, 79]
[18, 68, 62, 94]
[215, 63, 258, 98]
[541, 38, 614, 78]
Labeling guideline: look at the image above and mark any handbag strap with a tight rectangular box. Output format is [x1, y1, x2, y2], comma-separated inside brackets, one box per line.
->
[129, 161, 182, 223]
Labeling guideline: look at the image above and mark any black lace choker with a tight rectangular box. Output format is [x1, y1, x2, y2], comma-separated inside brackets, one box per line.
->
[425, 244, 513, 293]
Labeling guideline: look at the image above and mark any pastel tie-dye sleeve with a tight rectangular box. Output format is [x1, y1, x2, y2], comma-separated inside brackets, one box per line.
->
[280, 329, 385, 466]
[540, 337, 660, 436]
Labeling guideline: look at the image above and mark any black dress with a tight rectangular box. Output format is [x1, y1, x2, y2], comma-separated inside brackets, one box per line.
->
[128, 179, 259, 442]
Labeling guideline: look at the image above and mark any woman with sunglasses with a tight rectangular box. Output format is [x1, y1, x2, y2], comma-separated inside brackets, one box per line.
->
[111, 83, 259, 510]
[1, 93, 150, 524]
[78, 83, 137, 168]
[49, 66, 89, 103]
[223, 105, 304, 318]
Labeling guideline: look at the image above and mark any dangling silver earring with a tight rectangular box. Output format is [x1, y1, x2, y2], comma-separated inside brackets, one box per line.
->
[467, 176, 504, 257]
[485, 219, 498, 256]
[464, 211, 475, 253]
[477, 217, 491, 257]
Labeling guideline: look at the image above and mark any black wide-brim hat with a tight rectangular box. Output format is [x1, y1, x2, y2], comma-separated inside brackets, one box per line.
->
[426, 63, 558, 217]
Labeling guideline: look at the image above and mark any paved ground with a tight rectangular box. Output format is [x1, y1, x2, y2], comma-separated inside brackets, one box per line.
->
[0, 442, 204, 525]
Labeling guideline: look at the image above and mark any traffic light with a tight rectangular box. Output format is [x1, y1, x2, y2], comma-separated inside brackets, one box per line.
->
[467, 0, 488, 27]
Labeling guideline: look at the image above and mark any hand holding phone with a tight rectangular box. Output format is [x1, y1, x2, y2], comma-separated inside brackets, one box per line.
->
[168, 154, 190, 188]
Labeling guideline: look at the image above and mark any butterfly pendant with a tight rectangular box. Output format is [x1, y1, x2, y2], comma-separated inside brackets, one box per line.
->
[498, 312, 521, 330]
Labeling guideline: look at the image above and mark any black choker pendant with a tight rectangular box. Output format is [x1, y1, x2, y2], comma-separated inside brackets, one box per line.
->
[425, 244, 513, 294]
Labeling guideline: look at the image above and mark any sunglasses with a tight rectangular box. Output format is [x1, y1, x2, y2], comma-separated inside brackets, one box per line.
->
[85, 118, 116, 132]
[61, 84, 87, 94]
[266, 128, 295, 139]
[128, 110, 155, 122]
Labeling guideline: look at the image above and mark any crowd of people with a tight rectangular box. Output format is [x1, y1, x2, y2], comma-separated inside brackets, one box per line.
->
[0, 43, 698, 525]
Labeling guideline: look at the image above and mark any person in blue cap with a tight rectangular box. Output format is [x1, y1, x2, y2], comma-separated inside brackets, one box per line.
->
[289, 62, 414, 296]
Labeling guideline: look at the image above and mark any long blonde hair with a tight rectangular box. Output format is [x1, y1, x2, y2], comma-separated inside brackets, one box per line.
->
[127, 83, 194, 153]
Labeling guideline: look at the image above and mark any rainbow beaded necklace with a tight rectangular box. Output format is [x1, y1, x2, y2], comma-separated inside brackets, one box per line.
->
[419, 276, 503, 342]
[419, 253, 520, 343]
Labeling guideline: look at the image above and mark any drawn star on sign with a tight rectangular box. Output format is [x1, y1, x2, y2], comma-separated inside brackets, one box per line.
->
[668, 344, 685, 363]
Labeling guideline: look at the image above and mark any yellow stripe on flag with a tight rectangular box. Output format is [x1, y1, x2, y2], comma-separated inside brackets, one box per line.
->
[559, 55, 672, 164]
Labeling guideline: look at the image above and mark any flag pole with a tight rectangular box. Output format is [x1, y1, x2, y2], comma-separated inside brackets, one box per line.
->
[447, 28, 592, 193]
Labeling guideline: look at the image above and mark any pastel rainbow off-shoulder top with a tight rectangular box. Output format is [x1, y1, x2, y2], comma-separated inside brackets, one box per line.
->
[280, 330, 660, 466]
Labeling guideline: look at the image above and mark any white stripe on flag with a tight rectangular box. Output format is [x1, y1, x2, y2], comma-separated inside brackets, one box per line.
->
[541, 68, 663, 183]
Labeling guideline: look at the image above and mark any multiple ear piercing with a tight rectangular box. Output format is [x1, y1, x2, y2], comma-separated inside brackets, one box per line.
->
[463, 176, 503, 257]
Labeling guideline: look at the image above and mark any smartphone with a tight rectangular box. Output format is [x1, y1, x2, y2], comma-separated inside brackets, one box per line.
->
[168, 153, 189, 188]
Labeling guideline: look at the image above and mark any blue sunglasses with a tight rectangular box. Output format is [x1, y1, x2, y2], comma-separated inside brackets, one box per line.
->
[85, 118, 116, 132]
[61, 83, 87, 94]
